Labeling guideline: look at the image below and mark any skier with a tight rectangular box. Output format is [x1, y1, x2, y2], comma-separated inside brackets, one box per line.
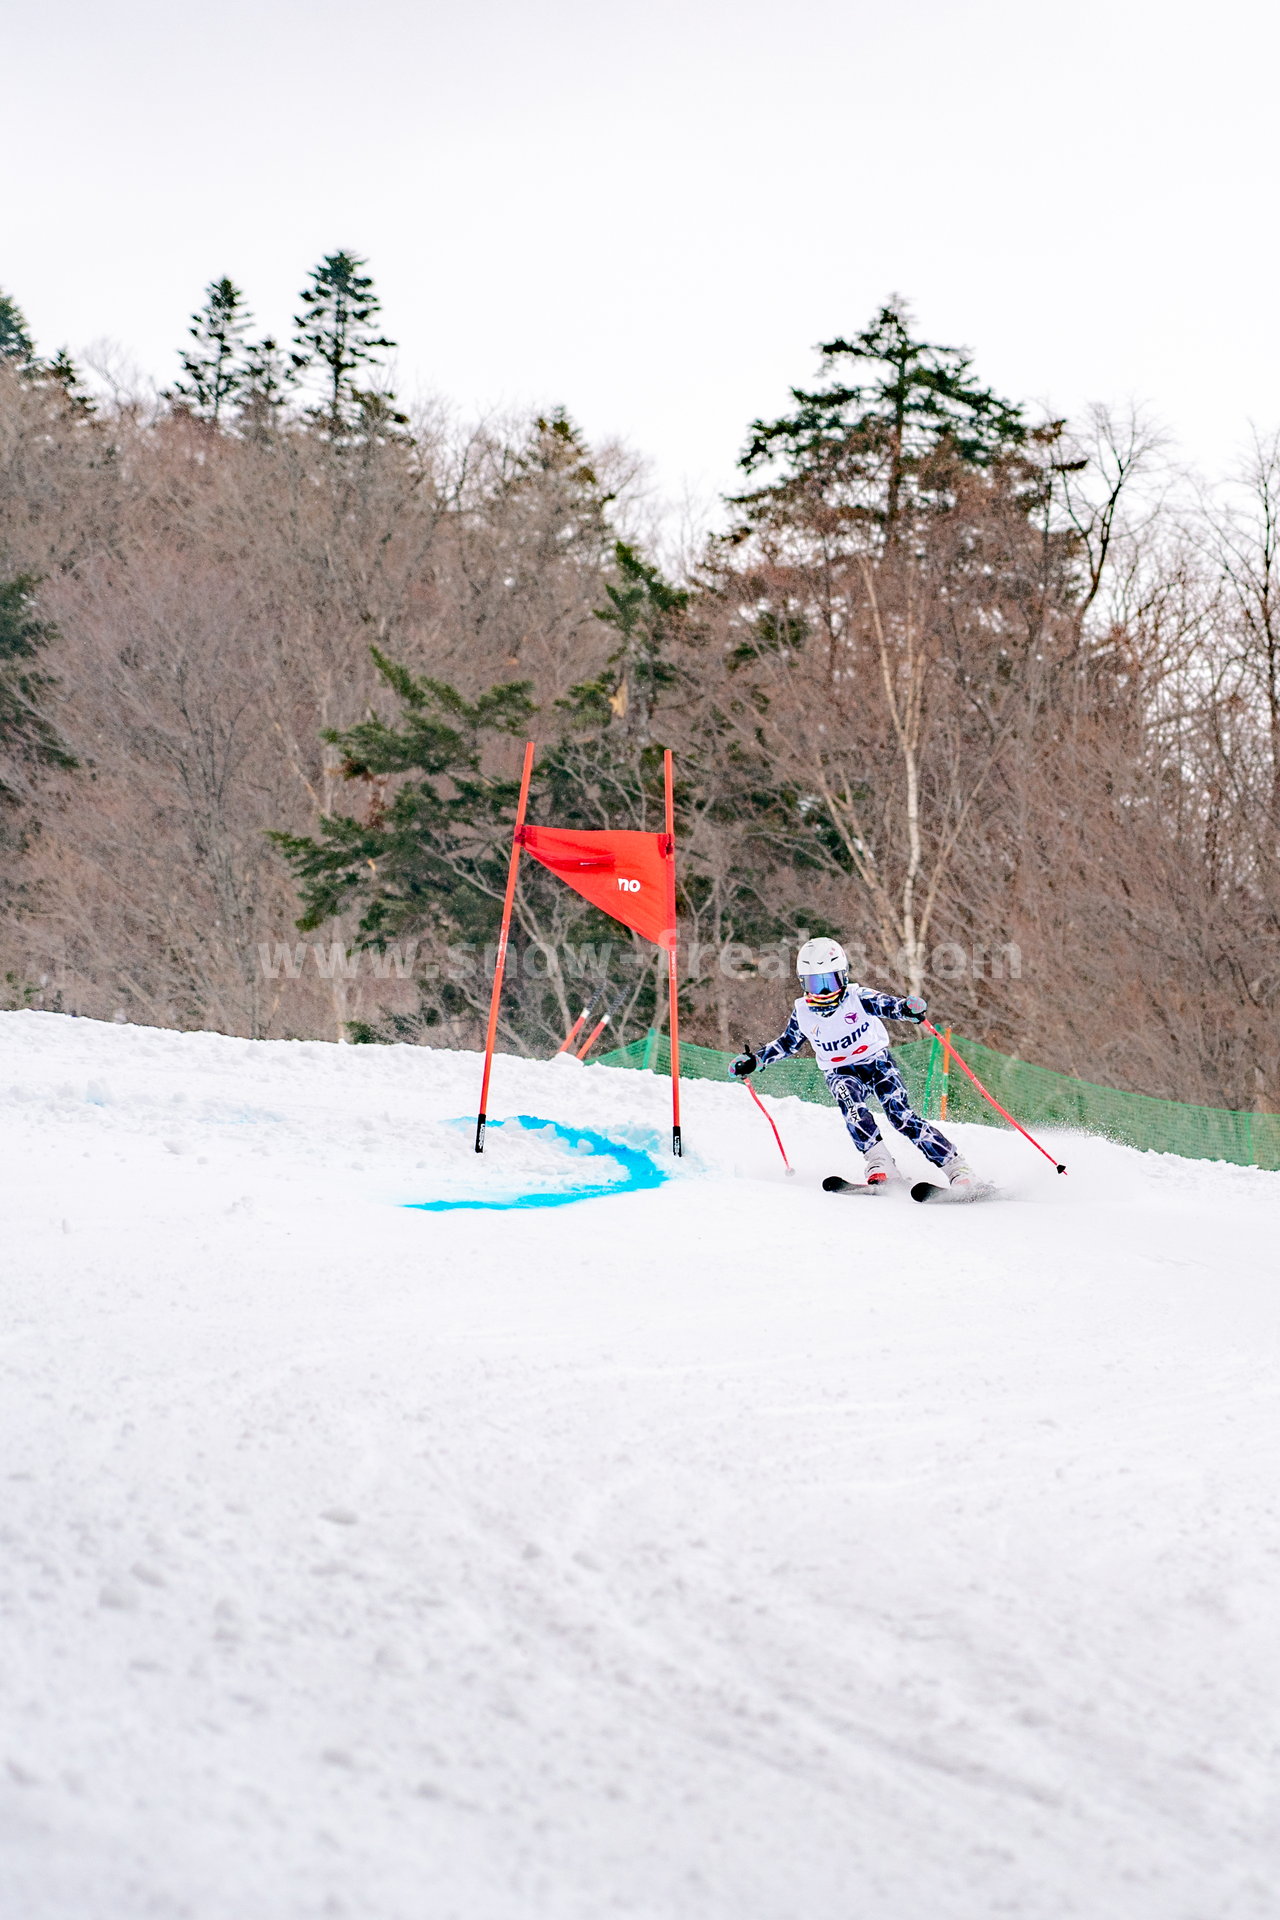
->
[728, 937, 976, 1190]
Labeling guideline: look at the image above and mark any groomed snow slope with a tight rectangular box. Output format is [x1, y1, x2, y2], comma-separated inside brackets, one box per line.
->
[2, 1010, 1278, 1920]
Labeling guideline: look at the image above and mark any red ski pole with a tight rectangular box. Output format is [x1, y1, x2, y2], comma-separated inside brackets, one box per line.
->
[921, 1020, 1066, 1173]
[744, 1074, 796, 1176]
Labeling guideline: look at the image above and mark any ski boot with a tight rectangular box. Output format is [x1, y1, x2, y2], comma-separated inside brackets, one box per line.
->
[863, 1143, 901, 1187]
[942, 1151, 975, 1191]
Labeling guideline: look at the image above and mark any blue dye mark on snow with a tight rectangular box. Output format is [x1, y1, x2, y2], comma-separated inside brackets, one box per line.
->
[406, 1114, 667, 1213]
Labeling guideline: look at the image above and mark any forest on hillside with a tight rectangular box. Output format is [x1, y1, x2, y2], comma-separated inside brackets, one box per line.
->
[1, 261, 1277, 1110]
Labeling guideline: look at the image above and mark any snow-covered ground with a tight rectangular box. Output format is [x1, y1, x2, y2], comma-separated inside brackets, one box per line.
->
[2, 1010, 1278, 1920]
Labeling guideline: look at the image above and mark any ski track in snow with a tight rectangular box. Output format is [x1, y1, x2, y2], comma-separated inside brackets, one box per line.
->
[1, 1009, 1278, 1920]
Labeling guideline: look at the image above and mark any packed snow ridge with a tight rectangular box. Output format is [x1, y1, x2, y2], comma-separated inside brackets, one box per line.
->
[2, 1010, 1277, 1920]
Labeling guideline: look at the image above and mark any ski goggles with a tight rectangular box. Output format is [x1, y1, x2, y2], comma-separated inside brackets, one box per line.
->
[801, 970, 846, 1004]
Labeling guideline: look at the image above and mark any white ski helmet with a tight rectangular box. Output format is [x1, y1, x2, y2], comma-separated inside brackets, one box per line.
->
[796, 936, 849, 1008]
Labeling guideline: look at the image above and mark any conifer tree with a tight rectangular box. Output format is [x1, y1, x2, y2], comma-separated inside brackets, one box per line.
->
[40, 349, 95, 417]
[507, 410, 615, 551]
[0, 289, 35, 366]
[270, 653, 536, 942]
[274, 618, 800, 1050]
[170, 277, 251, 425]
[236, 335, 294, 438]
[590, 543, 688, 746]
[291, 251, 397, 437]
[734, 297, 1027, 541]
[0, 574, 76, 822]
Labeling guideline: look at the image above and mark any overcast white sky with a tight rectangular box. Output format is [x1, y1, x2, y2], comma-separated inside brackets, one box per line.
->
[4, 0, 1276, 511]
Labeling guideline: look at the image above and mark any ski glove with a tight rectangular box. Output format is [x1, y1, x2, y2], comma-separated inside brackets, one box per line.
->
[901, 995, 928, 1023]
[728, 1051, 758, 1078]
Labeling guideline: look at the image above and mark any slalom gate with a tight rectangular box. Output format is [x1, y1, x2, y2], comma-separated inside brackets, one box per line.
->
[597, 1032, 1280, 1172]
[476, 744, 684, 1158]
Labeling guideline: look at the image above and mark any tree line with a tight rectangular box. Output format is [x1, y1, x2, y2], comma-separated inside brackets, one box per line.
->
[0, 267, 1277, 1110]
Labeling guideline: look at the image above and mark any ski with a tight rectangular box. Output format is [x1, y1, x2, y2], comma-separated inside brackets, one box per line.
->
[823, 1175, 889, 1196]
[910, 1179, 998, 1205]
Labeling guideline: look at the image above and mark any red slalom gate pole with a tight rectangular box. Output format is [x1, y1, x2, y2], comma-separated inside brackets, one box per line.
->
[475, 740, 536, 1153]
[745, 1076, 795, 1176]
[575, 1013, 609, 1061]
[556, 986, 602, 1056]
[922, 1020, 1066, 1174]
[576, 988, 626, 1062]
[663, 749, 682, 1158]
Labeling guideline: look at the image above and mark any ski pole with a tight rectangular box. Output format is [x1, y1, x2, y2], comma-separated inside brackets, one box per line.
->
[921, 1020, 1066, 1173]
[555, 986, 602, 1055]
[743, 1073, 796, 1176]
[576, 987, 627, 1062]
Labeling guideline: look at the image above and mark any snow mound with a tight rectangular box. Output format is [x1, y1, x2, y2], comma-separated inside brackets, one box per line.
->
[2, 1010, 1278, 1920]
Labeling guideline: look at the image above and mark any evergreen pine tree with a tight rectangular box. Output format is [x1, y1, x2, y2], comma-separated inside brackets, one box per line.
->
[169, 277, 252, 425]
[270, 653, 536, 942]
[40, 349, 95, 417]
[507, 410, 615, 551]
[589, 543, 688, 746]
[236, 335, 294, 438]
[0, 289, 35, 366]
[291, 251, 397, 438]
[0, 574, 76, 820]
[273, 616, 804, 1050]
[733, 297, 1027, 541]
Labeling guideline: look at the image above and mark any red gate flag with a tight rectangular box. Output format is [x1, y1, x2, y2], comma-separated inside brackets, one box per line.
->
[517, 826, 676, 949]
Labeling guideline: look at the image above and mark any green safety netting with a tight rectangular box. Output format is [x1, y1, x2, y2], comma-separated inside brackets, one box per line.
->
[597, 1030, 1280, 1171]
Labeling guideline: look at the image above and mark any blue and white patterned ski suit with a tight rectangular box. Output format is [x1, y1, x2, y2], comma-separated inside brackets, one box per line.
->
[756, 988, 956, 1169]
